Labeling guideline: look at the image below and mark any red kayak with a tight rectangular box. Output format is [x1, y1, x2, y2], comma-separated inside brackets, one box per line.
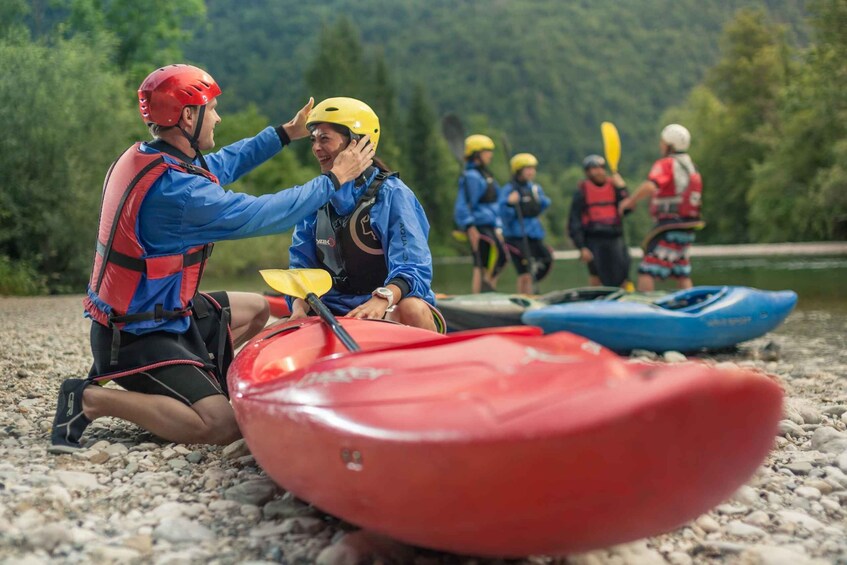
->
[263, 292, 291, 318]
[230, 318, 782, 557]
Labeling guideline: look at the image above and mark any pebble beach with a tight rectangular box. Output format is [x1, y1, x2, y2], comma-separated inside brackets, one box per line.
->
[1, 295, 846, 564]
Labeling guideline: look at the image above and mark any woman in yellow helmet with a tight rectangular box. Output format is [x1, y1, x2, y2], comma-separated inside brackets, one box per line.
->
[500, 153, 553, 294]
[453, 134, 509, 293]
[286, 97, 444, 332]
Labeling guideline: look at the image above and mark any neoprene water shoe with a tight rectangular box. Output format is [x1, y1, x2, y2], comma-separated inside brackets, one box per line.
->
[48, 378, 92, 453]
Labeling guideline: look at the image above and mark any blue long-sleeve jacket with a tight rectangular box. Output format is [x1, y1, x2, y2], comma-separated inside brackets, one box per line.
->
[453, 163, 502, 229]
[289, 169, 436, 314]
[499, 180, 552, 240]
[121, 126, 335, 333]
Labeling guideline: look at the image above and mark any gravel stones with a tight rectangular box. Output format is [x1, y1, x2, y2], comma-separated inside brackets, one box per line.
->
[1, 295, 846, 564]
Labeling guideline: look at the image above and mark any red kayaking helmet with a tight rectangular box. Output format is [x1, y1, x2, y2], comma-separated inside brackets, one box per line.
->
[138, 64, 221, 126]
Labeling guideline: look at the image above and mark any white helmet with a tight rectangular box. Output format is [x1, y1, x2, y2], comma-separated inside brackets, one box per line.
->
[661, 124, 691, 152]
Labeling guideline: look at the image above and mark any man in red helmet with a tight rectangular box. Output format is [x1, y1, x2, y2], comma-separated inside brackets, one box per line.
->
[48, 64, 374, 452]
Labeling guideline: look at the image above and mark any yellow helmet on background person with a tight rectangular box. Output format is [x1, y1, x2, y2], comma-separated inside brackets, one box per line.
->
[306, 97, 381, 151]
[510, 153, 538, 175]
[464, 134, 495, 158]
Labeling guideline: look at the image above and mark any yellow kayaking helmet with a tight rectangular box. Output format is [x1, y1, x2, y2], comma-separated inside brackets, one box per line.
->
[307, 97, 381, 151]
[510, 153, 538, 174]
[464, 134, 495, 158]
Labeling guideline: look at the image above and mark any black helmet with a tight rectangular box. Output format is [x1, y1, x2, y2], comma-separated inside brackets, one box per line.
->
[582, 154, 606, 170]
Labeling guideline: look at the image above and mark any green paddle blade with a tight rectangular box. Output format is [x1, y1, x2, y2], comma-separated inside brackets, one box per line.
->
[260, 268, 333, 299]
[601, 121, 621, 173]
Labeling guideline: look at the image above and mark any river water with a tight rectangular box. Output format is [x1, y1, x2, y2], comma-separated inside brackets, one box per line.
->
[203, 254, 847, 319]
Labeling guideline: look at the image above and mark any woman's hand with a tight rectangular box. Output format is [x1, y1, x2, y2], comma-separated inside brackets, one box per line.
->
[508, 191, 520, 205]
[288, 298, 310, 321]
[330, 136, 376, 185]
[579, 248, 594, 263]
[282, 97, 315, 141]
[346, 296, 390, 320]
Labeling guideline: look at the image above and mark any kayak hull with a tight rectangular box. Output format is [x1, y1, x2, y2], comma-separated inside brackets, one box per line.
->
[263, 292, 291, 318]
[230, 318, 782, 556]
[522, 286, 798, 352]
[437, 287, 621, 331]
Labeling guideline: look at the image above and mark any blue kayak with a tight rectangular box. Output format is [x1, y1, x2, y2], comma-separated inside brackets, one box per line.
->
[521, 286, 798, 352]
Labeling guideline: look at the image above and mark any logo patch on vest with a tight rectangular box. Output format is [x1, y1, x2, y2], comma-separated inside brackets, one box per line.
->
[316, 237, 336, 248]
[350, 209, 384, 256]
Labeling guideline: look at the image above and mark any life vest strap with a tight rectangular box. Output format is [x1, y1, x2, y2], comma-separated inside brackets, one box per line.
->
[96, 241, 212, 274]
[106, 303, 194, 366]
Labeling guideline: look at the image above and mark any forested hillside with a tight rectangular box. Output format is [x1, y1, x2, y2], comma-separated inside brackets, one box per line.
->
[186, 0, 807, 169]
[6, 0, 846, 295]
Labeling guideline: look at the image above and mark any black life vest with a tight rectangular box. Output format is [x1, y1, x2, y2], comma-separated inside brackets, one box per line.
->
[315, 170, 397, 295]
[511, 181, 543, 218]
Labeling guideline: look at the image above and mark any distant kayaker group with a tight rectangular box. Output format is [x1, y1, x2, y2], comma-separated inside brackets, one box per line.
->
[456, 123, 703, 295]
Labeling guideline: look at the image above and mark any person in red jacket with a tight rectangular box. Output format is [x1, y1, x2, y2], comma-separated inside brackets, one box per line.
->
[619, 124, 703, 291]
[567, 155, 631, 288]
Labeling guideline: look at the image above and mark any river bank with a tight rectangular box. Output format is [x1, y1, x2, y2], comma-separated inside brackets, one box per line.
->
[1, 295, 845, 564]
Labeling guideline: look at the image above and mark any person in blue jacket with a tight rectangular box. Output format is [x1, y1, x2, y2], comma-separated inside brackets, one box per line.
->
[287, 97, 443, 333]
[453, 134, 509, 293]
[500, 153, 553, 294]
[48, 64, 374, 452]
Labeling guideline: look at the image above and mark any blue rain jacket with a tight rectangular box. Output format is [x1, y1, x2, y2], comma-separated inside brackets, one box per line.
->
[103, 126, 335, 334]
[289, 169, 436, 315]
[453, 163, 502, 229]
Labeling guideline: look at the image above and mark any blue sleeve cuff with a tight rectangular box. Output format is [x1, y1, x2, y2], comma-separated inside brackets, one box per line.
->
[387, 277, 411, 299]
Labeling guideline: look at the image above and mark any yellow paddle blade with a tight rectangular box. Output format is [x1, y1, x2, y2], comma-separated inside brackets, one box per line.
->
[601, 121, 621, 173]
[451, 229, 469, 243]
[259, 268, 332, 299]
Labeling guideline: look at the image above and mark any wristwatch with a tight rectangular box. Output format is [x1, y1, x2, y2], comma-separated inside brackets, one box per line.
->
[372, 287, 395, 309]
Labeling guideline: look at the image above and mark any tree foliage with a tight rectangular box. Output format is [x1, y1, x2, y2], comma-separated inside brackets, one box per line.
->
[668, 2, 846, 242]
[0, 36, 141, 293]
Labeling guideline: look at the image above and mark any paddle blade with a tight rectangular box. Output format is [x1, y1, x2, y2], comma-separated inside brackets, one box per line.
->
[441, 114, 466, 164]
[260, 269, 333, 299]
[601, 121, 621, 173]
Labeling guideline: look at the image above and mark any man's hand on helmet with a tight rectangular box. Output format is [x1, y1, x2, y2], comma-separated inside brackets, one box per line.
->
[282, 97, 316, 141]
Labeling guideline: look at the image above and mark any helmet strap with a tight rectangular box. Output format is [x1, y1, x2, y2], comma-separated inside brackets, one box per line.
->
[178, 104, 209, 170]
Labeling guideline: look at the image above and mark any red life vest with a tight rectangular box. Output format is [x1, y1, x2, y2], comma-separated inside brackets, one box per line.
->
[580, 179, 620, 227]
[83, 143, 216, 332]
[648, 155, 703, 220]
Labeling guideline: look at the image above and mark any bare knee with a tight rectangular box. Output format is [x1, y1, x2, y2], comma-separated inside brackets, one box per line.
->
[392, 298, 437, 332]
[191, 396, 242, 445]
[228, 292, 271, 345]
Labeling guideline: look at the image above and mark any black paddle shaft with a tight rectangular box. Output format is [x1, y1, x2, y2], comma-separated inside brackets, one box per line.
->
[306, 293, 361, 352]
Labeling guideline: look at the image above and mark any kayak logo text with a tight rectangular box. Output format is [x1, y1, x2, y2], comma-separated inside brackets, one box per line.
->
[297, 367, 391, 387]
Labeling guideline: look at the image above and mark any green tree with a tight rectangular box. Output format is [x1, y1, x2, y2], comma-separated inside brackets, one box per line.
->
[0, 36, 142, 293]
[668, 9, 792, 243]
[403, 84, 457, 250]
[0, 0, 29, 40]
[304, 17, 369, 103]
[66, 0, 206, 83]
[748, 0, 847, 240]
